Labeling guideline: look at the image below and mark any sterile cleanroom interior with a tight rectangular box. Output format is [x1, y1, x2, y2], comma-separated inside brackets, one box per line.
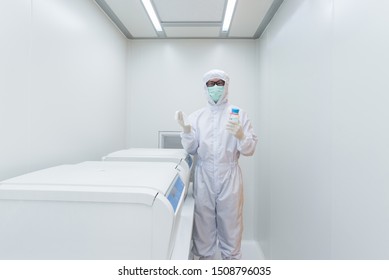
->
[1, 0, 389, 259]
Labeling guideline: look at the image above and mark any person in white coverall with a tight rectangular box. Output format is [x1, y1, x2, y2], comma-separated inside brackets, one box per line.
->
[176, 69, 258, 260]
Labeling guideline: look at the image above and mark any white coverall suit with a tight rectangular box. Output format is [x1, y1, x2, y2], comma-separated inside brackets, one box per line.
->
[179, 70, 258, 259]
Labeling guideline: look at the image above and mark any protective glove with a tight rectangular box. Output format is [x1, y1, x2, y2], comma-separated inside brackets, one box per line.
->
[226, 120, 244, 140]
[175, 111, 191, 133]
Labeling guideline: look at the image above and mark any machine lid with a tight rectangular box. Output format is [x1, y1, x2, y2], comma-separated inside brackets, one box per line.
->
[103, 148, 188, 161]
[0, 161, 179, 195]
[0, 184, 157, 204]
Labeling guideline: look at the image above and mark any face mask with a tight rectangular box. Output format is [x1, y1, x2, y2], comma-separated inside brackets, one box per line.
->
[208, 85, 224, 103]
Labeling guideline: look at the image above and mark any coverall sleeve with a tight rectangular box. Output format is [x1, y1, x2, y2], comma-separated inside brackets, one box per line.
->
[237, 116, 258, 156]
[181, 127, 199, 155]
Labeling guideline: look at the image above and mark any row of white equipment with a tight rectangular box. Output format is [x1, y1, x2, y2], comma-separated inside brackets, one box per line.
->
[0, 148, 194, 260]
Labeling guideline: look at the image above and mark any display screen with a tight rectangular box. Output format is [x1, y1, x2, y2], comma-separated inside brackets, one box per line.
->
[167, 175, 184, 213]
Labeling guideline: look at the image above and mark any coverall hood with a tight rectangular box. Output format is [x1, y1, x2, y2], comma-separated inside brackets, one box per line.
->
[203, 69, 230, 106]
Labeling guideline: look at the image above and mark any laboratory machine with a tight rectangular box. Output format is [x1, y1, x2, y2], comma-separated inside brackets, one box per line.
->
[102, 148, 194, 186]
[0, 161, 194, 260]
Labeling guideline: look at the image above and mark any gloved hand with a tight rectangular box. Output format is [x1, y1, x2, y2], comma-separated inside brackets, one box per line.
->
[175, 111, 191, 133]
[226, 120, 244, 140]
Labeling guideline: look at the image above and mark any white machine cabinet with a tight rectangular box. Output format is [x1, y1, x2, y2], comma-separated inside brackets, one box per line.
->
[102, 148, 192, 167]
[102, 148, 195, 259]
[102, 148, 194, 186]
[0, 161, 193, 260]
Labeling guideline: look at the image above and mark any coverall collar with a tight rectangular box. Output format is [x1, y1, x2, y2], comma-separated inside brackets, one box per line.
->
[208, 100, 229, 111]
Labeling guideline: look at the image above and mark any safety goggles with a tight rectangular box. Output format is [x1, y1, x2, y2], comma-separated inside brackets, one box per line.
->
[206, 80, 225, 87]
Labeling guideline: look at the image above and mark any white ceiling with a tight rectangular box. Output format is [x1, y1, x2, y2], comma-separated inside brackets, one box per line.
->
[95, 0, 284, 39]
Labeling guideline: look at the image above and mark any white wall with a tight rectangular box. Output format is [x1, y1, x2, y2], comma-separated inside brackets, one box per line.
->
[126, 39, 260, 241]
[256, 0, 389, 259]
[0, 0, 128, 180]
